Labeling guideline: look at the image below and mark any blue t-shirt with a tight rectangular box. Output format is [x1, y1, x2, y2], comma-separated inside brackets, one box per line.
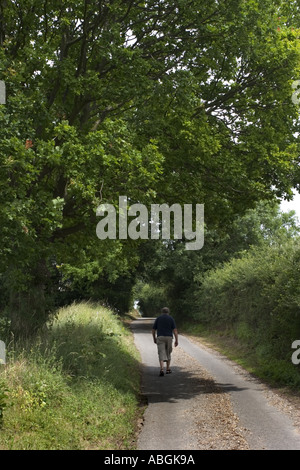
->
[153, 314, 176, 337]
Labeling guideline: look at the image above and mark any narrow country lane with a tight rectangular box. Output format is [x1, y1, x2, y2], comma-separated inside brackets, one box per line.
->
[131, 318, 300, 450]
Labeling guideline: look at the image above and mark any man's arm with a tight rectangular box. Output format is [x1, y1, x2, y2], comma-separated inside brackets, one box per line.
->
[173, 328, 179, 347]
[152, 329, 157, 343]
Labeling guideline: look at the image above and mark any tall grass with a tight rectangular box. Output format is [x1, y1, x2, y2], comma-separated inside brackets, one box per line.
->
[0, 302, 141, 450]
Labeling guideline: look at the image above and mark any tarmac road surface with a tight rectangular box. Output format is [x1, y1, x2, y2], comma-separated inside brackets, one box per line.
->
[131, 317, 300, 450]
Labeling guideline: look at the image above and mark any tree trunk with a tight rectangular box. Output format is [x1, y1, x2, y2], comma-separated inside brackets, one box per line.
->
[9, 285, 48, 339]
[8, 259, 51, 338]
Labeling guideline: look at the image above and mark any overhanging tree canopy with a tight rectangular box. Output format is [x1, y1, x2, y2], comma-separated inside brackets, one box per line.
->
[0, 0, 300, 333]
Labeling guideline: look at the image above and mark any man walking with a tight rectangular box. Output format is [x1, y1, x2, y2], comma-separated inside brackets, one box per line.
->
[152, 307, 178, 376]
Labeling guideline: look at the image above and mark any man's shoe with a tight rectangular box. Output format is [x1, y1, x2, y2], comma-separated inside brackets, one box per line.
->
[159, 370, 164, 376]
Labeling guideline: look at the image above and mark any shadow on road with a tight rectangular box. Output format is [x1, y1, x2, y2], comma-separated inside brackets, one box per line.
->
[131, 318, 248, 404]
[141, 365, 249, 404]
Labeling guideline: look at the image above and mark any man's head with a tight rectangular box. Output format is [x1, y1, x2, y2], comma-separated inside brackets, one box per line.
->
[161, 307, 169, 314]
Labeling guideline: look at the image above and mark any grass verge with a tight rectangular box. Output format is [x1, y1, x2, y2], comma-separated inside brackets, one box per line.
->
[0, 301, 142, 450]
[180, 321, 300, 392]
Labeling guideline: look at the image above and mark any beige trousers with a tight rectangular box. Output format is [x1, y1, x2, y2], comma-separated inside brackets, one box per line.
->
[157, 336, 173, 362]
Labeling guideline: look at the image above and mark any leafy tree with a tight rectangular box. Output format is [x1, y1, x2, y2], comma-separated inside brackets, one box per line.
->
[0, 0, 300, 334]
[134, 202, 300, 322]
